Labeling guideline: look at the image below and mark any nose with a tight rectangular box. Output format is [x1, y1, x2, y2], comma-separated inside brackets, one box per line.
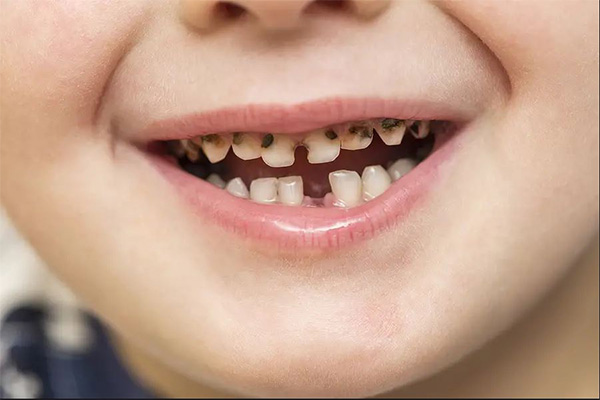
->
[180, 0, 390, 32]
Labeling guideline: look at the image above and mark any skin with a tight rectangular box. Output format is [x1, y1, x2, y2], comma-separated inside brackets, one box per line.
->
[1, 0, 598, 397]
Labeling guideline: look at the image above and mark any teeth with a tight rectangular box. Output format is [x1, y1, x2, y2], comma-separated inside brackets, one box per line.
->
[261, 134, 296, 167]
[250, 177, 278, 204]
[328, 170, 362, 208]
[225, 177, 249, 198]
[206, 173, 226, 189]
[232, 133, 262, 160]
[407, 120, 430, 138]
[303, 129, 341, 164]
[202, 134, 231, 163]
[277, 176, 303, 206]
[180, 140, 201, 162]
[361, 165, 391, 201]
[339, 123, 374, 150]
[190, 136, 204, 147]
[375, 119, 406, 146]
[387, 158, 417, 181]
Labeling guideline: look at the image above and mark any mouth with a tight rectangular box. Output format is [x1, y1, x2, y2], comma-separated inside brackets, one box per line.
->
[144, 98, 463, 250]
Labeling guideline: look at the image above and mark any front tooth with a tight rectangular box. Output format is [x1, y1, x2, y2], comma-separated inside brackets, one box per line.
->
[328, 170, 362, 208]
[261, 134, 296, 167]
[232, 133, 261, 160]
[303, 129, 341, 164]
[202, 134, 231, 163]
[277, 176, 303, 206]
[375, 119, 406, 146]
[206, 173, 226, 189]
[339, 123, 374, 150]
[226, 177, 249, 198]
[407, 120, 430, 138]
[250, 177, 278, 204]
[387, 158, 417, 181]
[361, 165, 391, 201]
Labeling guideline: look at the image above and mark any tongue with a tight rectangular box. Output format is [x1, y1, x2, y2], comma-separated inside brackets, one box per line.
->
[218, 133, 421, 198]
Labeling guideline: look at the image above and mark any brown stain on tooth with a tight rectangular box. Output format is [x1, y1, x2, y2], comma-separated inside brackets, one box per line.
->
[232, 132, 243, 145]
[261, 134, 274, 148]
[380, 118, 402, 131]
[349, 125, 372, 138]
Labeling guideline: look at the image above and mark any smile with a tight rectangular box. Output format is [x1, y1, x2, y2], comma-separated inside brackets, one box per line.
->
[144, 98, 464, 249]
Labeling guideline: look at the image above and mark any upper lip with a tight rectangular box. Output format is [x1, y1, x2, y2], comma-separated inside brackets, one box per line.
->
[136, 97, 470, 143]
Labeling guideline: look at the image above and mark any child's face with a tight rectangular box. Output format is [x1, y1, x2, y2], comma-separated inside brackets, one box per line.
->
[1, 0, 598, 397]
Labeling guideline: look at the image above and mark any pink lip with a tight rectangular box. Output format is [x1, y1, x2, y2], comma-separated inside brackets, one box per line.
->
[140, 97, 467, 141]
[143, 98, 461, 250]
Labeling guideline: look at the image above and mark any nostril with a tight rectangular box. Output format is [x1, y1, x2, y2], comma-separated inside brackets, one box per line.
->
[306, 0, 350, 14]
[216, 1, 246, 20]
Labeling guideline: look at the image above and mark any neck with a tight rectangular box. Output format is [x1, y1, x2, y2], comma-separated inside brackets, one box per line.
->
[114, 240, 599, 398]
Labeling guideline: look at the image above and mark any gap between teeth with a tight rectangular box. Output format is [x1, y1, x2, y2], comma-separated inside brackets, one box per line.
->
[209, 157, 418, 208]
[181, 118, 431, 167]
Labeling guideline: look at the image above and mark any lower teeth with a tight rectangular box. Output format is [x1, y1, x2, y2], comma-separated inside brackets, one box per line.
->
[169, 118, 442, 208]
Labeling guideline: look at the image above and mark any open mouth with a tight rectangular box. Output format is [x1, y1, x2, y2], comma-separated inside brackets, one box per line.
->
[165, 118, 443, 207]
[145, 99, 462, 249]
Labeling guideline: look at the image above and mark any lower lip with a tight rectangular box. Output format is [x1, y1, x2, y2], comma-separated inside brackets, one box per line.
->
[149, 134, 456, 251]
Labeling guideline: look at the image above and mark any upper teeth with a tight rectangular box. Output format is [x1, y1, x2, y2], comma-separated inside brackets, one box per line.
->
[201, 134, 231, 163]
[407, 120, 430, 139]
[339, 123, 374, 150]
[302, 129, 341, 164]
[232, 132, 261, 160]
[374, 119, 406, 146]
[261, 134, 296, 167]
[182, 118, 431, 166]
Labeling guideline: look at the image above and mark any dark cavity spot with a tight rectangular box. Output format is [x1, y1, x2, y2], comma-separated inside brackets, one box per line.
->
[325, 130, 338, 140]
[349, 125, 372, 138]
[261, 133, 274, 148]
[360, 128, 373, 139]
[232, 132, 243, 145]
[380, 118, 401, 130]
[203, 134, 218, 143]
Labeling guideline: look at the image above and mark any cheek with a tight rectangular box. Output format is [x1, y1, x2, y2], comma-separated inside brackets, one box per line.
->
[1, 1, 150, 226]
[1, 1, 148, 130]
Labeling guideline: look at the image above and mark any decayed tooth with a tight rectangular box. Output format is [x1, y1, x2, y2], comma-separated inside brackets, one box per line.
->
[232, 132, 262, 160]
[250, 177, 278, 204]
[339, 123, 374, 150]
[387, 158, 417, 181]
[408, 120, 430, 138]
[375, 118, 406, 146]
[190, 136, 204, 147]
[361, 165, 391, 201]
[303, 129, 341, 164]
[202, 134, 231, 163]
[206, 173, 226, 189]
[328, 170, 362, 208]
[277, 176, 303, 206]
[226, 177, 249, 198]
[261, 134, 296, 167]
[182, 140, 201, 162]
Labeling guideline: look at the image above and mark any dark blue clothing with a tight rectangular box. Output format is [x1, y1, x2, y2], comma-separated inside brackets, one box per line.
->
[0, 305, 153, 398]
